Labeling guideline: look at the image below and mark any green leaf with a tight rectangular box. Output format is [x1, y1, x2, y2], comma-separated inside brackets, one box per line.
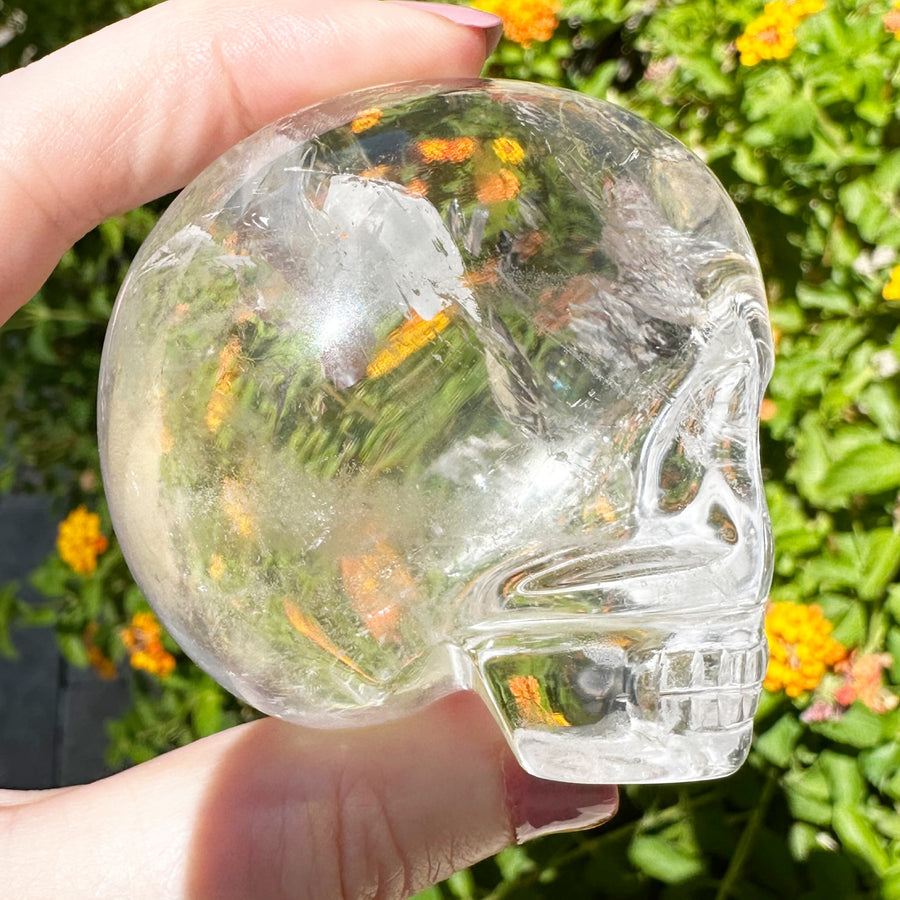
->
[828, 598, 866, 648]
[57, 630, 90, 668]
[754, 713, 803, 768]
[191, 687, 223, 738]
[409, 888, 442, 900]
[494, 846, 535, 882]
[809, 703, 885, 749]
[819, 443, 900, 498]
[860, 743, 900, 795]
[859, 528, 900, 601]
[628, 834, 704, 884]
[445, 870, 476, 900]
[833, 804, 891, 876]
[819, 751, 865, 805]
[0, 584, 20, 658]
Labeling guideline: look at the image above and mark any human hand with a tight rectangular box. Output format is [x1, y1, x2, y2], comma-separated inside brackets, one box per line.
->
[0, 3, 617, 897]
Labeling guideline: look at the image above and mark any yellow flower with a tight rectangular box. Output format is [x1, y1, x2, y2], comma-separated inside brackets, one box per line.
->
[366, 308, 453, 378]
[788, 0, 824, 15]
[475, 0, 560, 47]
[764, 601, 847, 697]
[736, 0, 824, 66]
[883, 265, 900, 300]
[208, 553, 226, 579]
[736, 3, 798, 66]
[508, 674, 570, 726]
[121, 611, 176, 678]
[350, 107, 382, 133]
[57, 506, 109, 575]
[221, 477, 255, 537]
[492, 137, 525, 165]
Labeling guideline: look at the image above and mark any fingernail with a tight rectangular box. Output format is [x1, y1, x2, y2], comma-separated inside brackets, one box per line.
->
[504, 755, 619, 843]
[386, 2, 504, 55]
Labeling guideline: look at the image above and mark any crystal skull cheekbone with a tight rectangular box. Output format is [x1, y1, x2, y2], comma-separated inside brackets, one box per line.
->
[99, 79, 774, 784]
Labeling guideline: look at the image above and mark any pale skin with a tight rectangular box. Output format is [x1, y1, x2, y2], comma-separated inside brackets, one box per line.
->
[0, 2, 617, 896]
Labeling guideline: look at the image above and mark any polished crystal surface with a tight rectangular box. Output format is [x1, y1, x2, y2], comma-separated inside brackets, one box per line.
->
[99, 79, 774, 783]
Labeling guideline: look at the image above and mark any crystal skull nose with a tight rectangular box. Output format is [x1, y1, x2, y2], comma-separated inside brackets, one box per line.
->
[98, 78, 774, 784]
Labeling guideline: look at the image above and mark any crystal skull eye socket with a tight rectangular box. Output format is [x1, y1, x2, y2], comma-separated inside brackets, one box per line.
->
[99, 79, 774, 784]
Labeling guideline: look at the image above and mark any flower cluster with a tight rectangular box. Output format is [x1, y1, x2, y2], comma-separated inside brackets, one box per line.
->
[735, 0, 824, 67]
[475, 0, 560, 47]
[764, 601, 847, 697]
[802, 650, 898, 722]
[121, 611, 176, 678]
[57, 506, 109, 575]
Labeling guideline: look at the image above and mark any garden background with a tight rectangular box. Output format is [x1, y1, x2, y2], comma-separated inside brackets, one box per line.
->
[3, 0, 900, 896]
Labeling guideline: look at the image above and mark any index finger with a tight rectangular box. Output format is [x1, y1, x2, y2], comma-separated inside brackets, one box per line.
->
[0, 0, 500, 321]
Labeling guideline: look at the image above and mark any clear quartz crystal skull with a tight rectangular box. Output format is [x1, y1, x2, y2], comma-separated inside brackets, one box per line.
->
[99, 79, 774, 784]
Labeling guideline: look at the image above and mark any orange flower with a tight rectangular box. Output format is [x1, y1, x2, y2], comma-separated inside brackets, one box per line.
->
[475, 0, 560, 47]
[57, 506, 109, 575]
[444, 137, 477, 162]
[350, 107, 382, 133]
[508, 674, 570, 726]
[417, 138, 450, 163]
[206, 335, 245, 432]
[366, 308, 453, 378]
[121, 611, 176, 678]
[340, 540, 417, 642]
[82, 623, 116, 680]
[476, 168, 520, 204]
[405, 177, 429, 198]
[764, 601, 847, 697]
[759, 397, 778, 421]
[284, 598, 372, 679]
[416, 136, 477, 163]
[885, 3, 900, 38]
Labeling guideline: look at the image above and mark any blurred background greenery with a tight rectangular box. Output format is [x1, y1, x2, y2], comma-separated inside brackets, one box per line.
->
[3, 0, 900, 896]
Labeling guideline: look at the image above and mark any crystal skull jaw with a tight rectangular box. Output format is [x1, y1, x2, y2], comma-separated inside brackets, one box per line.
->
[98, 77, 774, 784]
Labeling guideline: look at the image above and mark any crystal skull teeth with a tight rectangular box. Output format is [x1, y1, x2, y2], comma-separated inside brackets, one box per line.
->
[98, 78, 774, 784]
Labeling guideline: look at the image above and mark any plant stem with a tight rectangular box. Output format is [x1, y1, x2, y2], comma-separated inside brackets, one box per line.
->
[714, 768, 778, 900]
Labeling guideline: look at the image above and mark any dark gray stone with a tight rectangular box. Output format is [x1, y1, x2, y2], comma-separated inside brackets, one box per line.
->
[0, 494, 130, 788]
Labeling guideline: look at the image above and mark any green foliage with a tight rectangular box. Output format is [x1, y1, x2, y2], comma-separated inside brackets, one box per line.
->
[4, 0, 900, 897]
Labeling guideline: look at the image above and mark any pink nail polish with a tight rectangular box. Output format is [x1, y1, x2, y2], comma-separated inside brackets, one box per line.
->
[504, 755, 619, 843]
[386, 1, 504, 55]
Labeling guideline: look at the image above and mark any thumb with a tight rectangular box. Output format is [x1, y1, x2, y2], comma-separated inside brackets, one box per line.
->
[187, 692, 618, 898]
[0, 692, 617, 899]
[0, 0, 501, 320]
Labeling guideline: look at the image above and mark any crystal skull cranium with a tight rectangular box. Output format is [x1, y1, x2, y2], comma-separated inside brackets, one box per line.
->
[99, 79, 774, 784]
